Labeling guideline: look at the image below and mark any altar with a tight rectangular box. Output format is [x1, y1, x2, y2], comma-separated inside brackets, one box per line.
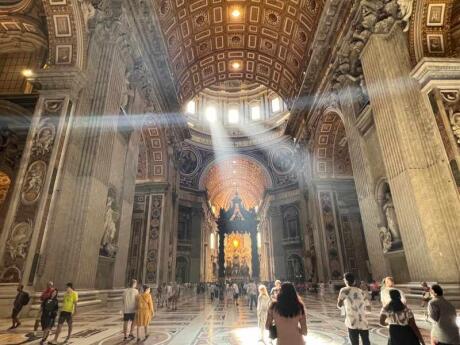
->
[224, 232, 252, 281]
[217, 193, 259, 280]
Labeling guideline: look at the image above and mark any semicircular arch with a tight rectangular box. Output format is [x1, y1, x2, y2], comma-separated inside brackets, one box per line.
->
[199, 153, 273, 211]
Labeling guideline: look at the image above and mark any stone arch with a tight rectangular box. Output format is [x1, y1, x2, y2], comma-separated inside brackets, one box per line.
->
[137, 116, 169, 182]
[311, 110, 353, 179]
[40, 0, 88, 69]
[175, 255, 190, 283]
[286, 253, 305, 282]
[410, 0, 459, 62]
[198, 154, 273, 212]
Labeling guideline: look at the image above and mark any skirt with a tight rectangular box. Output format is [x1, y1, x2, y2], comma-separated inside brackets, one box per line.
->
[388, 325, 420, 345]
[41, 315, 56, 330]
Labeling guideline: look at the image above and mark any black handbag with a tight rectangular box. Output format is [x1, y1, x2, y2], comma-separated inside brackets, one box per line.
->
[268, 324, 277, 340]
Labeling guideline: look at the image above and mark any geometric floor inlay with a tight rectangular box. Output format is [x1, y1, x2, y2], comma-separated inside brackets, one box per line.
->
[0, 289, 440, 345]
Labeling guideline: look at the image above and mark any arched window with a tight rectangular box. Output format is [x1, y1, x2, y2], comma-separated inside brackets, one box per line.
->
[228, 108, 239, 124]
[205, 105, 217, 122]
[186, 99, 196, 114]
[250, 104, 261, 120]
[271, 97, 281, 113]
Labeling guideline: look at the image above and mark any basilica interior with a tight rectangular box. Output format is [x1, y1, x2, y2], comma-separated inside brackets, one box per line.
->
[0, 0, 460, 344]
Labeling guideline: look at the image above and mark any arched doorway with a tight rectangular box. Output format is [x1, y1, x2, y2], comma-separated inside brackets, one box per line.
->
[287, 254, 305, 283]
[175, 256, 190, 284]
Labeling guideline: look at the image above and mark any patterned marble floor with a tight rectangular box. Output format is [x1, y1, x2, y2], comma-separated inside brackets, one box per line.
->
[0, 292, 438, 345]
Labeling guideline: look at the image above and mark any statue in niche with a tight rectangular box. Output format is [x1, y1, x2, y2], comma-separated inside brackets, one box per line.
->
[100, 193, 119, 257]
[397, 0, 414, 32]
[382, 192, 402, 244]
[179, 150, 198, 175]
[305, 250, 314, 280]
[78, 0, 96, 31]
[379, 226, 393, 253]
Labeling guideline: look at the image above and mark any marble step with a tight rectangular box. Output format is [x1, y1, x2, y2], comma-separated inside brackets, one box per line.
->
[396, 283, 460, 307]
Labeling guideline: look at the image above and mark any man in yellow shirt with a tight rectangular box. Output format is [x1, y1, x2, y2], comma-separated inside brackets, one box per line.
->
[50, 282, 78, 344]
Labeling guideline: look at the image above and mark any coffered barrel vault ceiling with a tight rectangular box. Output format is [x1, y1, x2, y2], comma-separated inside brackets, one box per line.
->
[153, 0, 325, 105]
[201, 156, 272, 212]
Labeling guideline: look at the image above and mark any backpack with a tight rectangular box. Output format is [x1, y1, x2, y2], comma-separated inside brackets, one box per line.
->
[22, 292, 30, 306]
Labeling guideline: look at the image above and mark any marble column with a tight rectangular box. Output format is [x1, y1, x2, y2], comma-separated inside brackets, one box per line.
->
[0, 68, 85, 285]
[269, 206, 285, 279]
[361, 26, 460, 282]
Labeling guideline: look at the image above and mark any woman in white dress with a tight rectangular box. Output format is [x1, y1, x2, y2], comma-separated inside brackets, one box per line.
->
[257, 285, 271, 342]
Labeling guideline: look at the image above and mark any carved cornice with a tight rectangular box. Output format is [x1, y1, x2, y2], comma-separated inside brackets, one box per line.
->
[355, 105, 374, 136]
[410, 57, 460, 91]
[27, 68, 87, 98]
[286, 0, 351, 136]
[126, 0, 180, 112]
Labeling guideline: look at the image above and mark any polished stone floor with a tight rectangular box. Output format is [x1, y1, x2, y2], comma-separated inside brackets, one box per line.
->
[0, 292, 437, 345]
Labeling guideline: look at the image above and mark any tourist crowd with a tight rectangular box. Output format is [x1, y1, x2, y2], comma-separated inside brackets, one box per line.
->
[7, 275, 460, 345]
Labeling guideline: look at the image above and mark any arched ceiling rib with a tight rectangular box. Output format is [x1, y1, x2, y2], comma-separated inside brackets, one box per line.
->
[154, 0, 326, 105]
[202, 156, 271, 211]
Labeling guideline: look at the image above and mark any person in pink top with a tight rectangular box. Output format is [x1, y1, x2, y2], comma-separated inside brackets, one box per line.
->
[265, 282, 308, 345]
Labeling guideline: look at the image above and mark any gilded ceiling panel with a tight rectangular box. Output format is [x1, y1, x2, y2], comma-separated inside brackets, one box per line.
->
[153, 0, 325, 105]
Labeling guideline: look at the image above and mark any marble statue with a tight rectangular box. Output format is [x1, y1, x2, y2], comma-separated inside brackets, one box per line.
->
[379, 226, 392, 253]
[100, 195, 119, 257]
[383, 192, 401, 242]
[6, 221, 32, 260]
[78, 0, 96, 30]
[397, 0, 414, 32]
[32, 119, 56, 157]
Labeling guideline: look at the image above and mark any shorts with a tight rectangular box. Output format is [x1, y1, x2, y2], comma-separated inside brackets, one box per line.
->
[58, 311, 73, 324]
[233, 293, 239, 299]
[123, 313, 135, 321]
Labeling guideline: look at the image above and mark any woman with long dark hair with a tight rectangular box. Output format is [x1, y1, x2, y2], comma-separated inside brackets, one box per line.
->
[265, 282, 307, 345]
[379, 289, 425, 345]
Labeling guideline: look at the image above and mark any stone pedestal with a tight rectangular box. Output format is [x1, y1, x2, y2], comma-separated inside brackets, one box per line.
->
[361, 26, 460, 282]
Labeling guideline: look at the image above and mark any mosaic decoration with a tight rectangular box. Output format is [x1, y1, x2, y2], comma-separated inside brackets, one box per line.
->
[409, 0, 457, 60]
[137, 117, 167, 181]
[179, 148, 200, 175]
[0, 98, 64, 283]
[145, 194, 164, 284]
[270, 146, 295, 174]
[318, 191, 342, 280]
[313, 112, 353, 178]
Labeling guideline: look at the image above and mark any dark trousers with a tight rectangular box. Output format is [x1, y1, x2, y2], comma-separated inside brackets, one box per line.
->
[249, 294, 257, 310]
[348, 328, 370, 345]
